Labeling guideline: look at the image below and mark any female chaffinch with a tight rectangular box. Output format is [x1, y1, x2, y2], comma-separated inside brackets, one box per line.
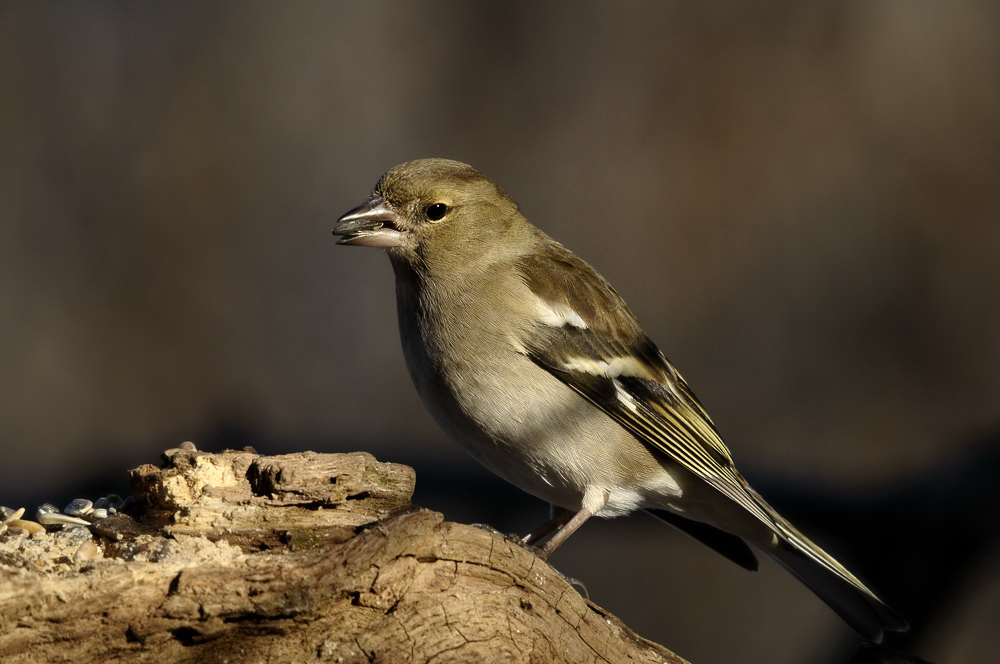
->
[334, 158, 907, 642]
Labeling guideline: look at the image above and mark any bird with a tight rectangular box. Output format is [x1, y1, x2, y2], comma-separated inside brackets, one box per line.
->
[332, 158, 908, 642]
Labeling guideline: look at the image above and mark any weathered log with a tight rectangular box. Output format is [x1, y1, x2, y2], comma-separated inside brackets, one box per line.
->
[0, 447, 686, 663]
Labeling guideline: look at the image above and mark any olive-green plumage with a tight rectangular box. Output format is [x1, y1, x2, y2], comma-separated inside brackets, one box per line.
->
[334, 158, 907, 642]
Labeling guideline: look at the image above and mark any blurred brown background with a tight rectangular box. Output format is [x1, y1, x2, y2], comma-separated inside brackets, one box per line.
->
[2, 2, 998, 663]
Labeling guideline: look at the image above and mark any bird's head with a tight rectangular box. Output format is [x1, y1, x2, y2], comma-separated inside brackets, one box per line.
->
[333, 159, 523, 268]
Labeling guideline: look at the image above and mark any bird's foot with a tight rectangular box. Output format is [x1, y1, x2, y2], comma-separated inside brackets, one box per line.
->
[469, 522, 505, 538]
[469, 523, 589, 597]
[471, 523, 543, 547]
[544, 565, 590, 599]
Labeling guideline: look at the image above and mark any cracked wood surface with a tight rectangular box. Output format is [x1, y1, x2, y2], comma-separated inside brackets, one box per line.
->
[0, 449, 686, 663]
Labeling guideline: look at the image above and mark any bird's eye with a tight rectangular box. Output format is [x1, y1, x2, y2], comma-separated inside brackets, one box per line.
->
[424, 203, 449, 221]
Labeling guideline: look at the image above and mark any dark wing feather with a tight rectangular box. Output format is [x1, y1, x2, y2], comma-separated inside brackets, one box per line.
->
[646, 508, 759, 571]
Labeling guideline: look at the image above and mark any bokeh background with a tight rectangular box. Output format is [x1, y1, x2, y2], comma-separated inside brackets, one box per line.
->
[2, 2, 998, 663]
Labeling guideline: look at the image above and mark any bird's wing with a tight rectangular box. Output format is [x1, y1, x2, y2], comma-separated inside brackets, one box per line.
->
[516, 250, 777, 528]
[515, 249, 904, 639]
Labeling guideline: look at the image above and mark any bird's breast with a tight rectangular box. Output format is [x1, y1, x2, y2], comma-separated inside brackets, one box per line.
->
[392, 274, 684, 514]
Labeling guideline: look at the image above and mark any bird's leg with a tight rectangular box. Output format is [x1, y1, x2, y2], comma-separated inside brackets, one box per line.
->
[523, 509, 593, 595]
[538, 506, 595, 560]
[521, 506, 575, 546]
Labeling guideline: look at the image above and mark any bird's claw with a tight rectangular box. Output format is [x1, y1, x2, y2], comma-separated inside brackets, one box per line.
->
[469, 522, 505, 537]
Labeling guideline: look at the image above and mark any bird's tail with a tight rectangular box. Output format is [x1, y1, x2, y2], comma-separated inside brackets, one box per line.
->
[755, 503, 908, 643]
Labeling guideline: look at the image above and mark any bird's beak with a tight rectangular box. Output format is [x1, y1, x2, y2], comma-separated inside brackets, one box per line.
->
[332, 196, 408, 247]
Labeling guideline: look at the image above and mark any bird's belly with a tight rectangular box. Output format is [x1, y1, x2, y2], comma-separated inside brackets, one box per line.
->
[413, 347, 683, 516]
[395, 280, 684, 516]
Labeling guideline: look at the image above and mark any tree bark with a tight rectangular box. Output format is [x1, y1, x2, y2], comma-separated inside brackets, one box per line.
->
[0, 448, 686, 664]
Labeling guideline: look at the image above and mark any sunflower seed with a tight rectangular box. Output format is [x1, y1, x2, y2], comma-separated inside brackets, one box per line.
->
[37, 512, 90, 527]
[2, 507, 24, 524]
[64, 498, 93, 516]
[9, 519, 45, 534]
[74, 540, 100, 562]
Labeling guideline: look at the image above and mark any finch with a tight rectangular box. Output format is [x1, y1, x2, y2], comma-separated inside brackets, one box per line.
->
[333, 158, 907, 642]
